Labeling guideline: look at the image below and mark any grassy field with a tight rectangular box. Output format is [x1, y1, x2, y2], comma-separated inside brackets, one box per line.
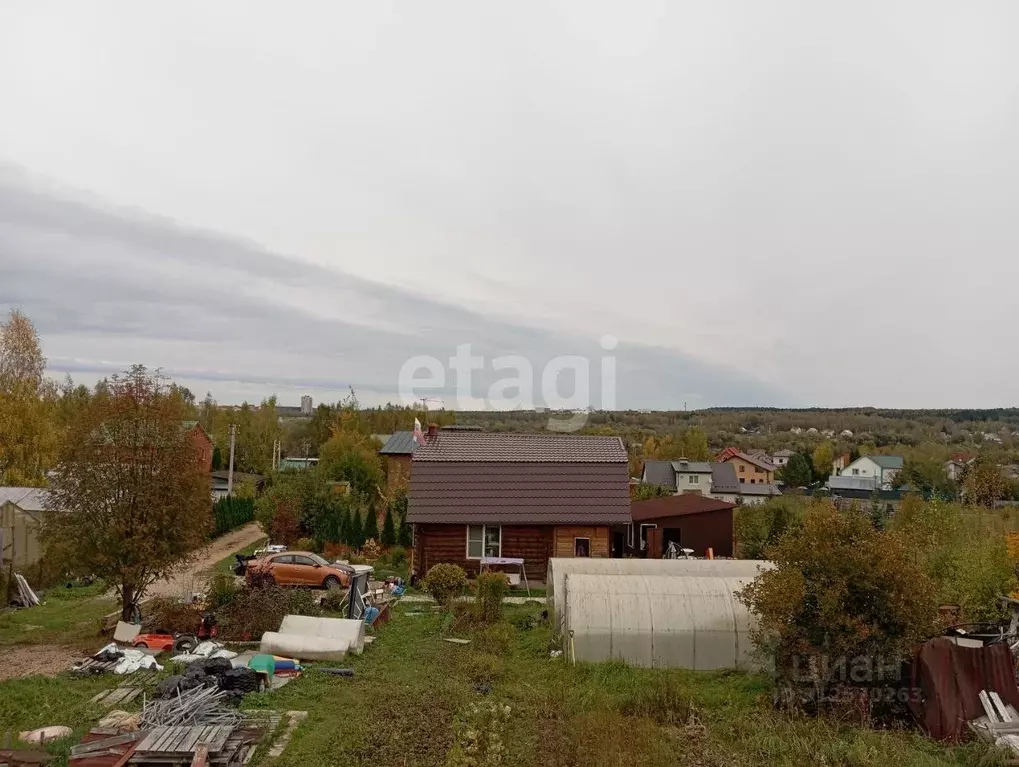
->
[0, 601, 1005, 766]
[0, 583, 116, 648]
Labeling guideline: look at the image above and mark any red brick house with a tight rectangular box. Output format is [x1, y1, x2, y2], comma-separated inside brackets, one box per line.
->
[630, 493, 736, 558]
[183, 421, 213, 474]
[407, 430, 631, 578]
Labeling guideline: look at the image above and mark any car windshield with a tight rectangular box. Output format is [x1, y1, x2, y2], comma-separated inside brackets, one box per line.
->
[308, 554, 330, 566]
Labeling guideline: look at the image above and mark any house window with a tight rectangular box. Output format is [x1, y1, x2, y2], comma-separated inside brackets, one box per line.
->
[754, 466, 762, 474]
[639, 524, 657, 551]
[575, 538, 591, 557]
[466, 525, 501, 559]
[688, 475, 699, 484]
[739, 465, 745, 473]
[750, 479, 756, 484]
[739, 478, 745, 484]
[852, 468, 860, 476]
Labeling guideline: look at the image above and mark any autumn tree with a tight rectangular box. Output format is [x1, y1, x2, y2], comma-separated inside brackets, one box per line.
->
[810, 442, 834, 481]
[41, 366, 212, 620]
[0, 309, 57, 485]
[894, 457, 956, 497]
[962, 459, 1008, 507]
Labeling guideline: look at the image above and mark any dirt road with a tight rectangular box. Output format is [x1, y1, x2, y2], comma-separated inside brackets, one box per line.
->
[145, 522, 265, 599]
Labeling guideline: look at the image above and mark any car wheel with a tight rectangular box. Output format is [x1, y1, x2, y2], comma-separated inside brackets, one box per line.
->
[323, 575, 341, 589]
[135, 642, 148, 649]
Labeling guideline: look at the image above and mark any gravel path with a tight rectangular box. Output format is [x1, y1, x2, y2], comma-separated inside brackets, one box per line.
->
[145, 522, 265, 599]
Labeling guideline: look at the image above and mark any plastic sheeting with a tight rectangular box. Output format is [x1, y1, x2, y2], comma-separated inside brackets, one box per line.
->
[546, 557, 772, 619]
[563, 574, 757, 670]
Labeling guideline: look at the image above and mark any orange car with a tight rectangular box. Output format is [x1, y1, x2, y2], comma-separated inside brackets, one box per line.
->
[245, 551, 351, 589]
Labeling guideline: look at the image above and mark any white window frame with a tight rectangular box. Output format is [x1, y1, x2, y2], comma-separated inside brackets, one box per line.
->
[574, 537, 591, 557]
[688, 474, 699, 484]
[466, 524, 501, 559]
[628, 522, 634, 548]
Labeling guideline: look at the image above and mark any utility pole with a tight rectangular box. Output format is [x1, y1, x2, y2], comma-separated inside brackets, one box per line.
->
[227, 424, 237, 496]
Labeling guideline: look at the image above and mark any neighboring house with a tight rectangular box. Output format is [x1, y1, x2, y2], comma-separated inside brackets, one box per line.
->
[0, 488, 54, 569]
[378, 431, 418, 492]
[832, 452, 852, 474]
[945, 452, 975, 482]
[183, 421, 213, 473]
[407, 430, 631, 577]
[709, 462, 742, 504]
[721, 451, 776, 485]
[715, 446, 742, 463]
[630, 494, 737, 558]
[278, 457, 319, 471]
[672, 460, 713, 495]
[640, 459, 677, 491]
[210, 471, 267, 500]
[734, 482, 783, 506]
[770, 449, 795, 468]
[838, 455, 903, 490]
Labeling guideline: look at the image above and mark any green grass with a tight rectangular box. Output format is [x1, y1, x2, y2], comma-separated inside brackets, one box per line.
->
[0, 603, 1006, 766]
[0, 583, 116, 648]
[203, 536, 268, 577]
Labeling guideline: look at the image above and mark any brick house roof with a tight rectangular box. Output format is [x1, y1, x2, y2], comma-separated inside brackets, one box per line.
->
[407, 432, 630, 525]
[631, 493, 735, 522]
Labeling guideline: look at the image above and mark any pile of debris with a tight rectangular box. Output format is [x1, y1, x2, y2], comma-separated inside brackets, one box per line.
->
[8, 573, 40, 607]
[68, 711, 287, 766]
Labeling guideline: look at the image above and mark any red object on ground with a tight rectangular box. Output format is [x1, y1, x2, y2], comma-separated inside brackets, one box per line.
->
[909, 636, 1019, 741]
[132, 633, 175, 652]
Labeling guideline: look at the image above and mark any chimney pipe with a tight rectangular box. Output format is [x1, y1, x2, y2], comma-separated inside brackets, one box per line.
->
[427, 423, 438, 437]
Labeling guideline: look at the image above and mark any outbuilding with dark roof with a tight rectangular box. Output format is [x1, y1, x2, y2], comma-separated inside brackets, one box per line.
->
[629, 493, 737, 558]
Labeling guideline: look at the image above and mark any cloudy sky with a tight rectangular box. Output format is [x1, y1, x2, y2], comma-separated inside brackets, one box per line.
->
[1, 2, 1017, 410]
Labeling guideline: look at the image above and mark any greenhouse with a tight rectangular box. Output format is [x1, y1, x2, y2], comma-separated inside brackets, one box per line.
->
[562, 574, 760, 670]
[546, 557, 772, 618]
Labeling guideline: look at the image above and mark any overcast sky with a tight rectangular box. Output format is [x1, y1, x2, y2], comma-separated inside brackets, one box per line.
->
[2, 2, 1018, 409]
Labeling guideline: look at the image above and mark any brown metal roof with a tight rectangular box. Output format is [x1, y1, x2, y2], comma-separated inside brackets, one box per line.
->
[630, 493, 735, 522]
[411, 431, 626, 463]
[407, 432, 630, 525]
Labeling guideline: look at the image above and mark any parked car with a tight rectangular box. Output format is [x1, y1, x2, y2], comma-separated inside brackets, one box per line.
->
[245, 551, 351, 589]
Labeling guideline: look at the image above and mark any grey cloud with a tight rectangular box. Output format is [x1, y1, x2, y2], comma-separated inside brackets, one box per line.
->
[0, 167, 784, 408]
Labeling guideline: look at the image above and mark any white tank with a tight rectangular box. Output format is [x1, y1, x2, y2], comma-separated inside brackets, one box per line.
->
[259, 632, 349, 661]
[563, 573, 760, 670]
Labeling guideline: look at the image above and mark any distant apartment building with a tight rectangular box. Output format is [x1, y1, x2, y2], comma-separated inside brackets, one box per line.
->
[300, 395, 313, 415]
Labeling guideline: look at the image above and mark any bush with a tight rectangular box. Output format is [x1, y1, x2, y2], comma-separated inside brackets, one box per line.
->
[424, 563, 466, 608]
[294, 537, 317, 553]
[217, 585, 321, 640]
[207, 573, 238, 609]
[734, 496, 804, 559]
[890, 497, 1016, 622]
[360, 539, 382, 562]
[145, 598, 204, 634]
[389, 545, 408, 567]
[475, 572, 506, 623]
[321, 588, 346, 613]
[465, 652, 505, 686]
[738, 501, 938, 706]
[322, 542, 350, 562]
[475, 622, 515, 655]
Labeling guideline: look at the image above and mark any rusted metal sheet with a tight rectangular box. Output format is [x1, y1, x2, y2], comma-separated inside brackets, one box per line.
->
[910, 636, 1019, 741]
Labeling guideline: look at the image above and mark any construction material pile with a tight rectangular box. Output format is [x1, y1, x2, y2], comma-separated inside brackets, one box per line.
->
[140, 686, 243, 729]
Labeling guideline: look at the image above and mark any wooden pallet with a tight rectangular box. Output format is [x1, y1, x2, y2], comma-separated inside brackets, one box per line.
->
[89, 686, 144, 708]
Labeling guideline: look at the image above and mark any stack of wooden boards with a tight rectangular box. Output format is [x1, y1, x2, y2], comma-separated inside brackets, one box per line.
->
[68, 713, 282, 767]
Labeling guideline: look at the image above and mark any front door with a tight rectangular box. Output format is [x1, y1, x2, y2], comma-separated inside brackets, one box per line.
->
[611, 531, 625, 558]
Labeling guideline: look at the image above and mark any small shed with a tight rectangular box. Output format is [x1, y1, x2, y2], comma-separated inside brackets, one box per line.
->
[0, 488, 52, 569]
[563, 573, 758, 670]
[546, 557, 772, 620]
